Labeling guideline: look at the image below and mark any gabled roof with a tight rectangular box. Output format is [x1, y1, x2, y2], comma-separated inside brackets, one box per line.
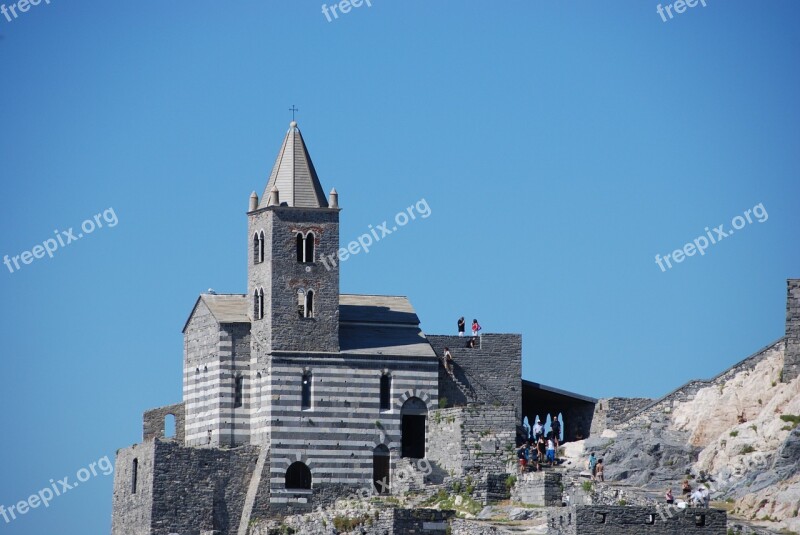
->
[182, 294, 249, 333]
[260, 121, 329, 209]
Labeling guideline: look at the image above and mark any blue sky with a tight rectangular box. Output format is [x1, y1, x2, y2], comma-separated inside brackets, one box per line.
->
[1, 1, 799, 533]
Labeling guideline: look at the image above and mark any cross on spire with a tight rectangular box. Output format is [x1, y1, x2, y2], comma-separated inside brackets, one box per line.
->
[289, 105, 299, 121]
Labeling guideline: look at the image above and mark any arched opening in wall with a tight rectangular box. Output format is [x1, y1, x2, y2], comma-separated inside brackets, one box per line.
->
[285, 461, 312, 490]
[258, 231, 265, 263]
[253, 233, 261, 264]
[296, 233, 304, 262]
[305, 290, 314, 318]
[373, 445, 390, 494]
[131, 458, 138, 494]
[401, 397, 427, 458]
[304, 232, 315, 263]
[234, 376, 244, 409]
[380, 373, 391, 411]
[256, 372, 263, 411]
[164, 414, 176, 439]
[297, 289, 306, 318]
[301, 372, 312, 410]
[555, 412, 564, 442]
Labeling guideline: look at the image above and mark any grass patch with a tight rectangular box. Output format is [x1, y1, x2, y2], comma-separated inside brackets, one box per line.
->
[779, 414, 800, 426]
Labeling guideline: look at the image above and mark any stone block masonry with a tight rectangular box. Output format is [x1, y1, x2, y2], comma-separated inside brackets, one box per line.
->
[589, 397, 651, 436]
[548, 505, 726, 535]
[111, 439, 260, 535]
[428, 334, 522, 419]
[784, 279, 800, 382]
[511, 471, 563, 506]
[142, 402, 185, 442]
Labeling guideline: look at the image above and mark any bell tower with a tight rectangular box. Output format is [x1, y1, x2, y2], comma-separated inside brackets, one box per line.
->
[247, 121, 340, 355]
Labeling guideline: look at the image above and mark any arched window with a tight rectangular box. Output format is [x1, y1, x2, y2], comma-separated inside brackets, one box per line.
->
[305, 290, 314, 318]
[164, 414, 176, 438]
[234, 376, 244, 409]
[296, 232, 315, 263]
[304, 232, 315, 263]
[297, 289, 314, 318]
[131, 458, 138, 494]
[296, 233, 304, 262]
[258, 231, 265, 263]
[256, 372, 263, 410]
[254, 288, 264, 320]
[285, 461, 312, 490]
[380, 373, 391, 411]
[253, 233, 261, 264]
[301, 371, 312, 410]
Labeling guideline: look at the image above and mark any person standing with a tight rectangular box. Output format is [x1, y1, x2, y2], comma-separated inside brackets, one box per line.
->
[546, 437, 556, 466]
[537, 436, 547, 468]
[533, 419, 543, 441]
[551, 417, 561, 450]
[588, 452, 597, 481]
[471, 319, 481, 337]
[457, 317, 465, 336]
[665, 487, 674, 505]
[595, 459, 604, 482]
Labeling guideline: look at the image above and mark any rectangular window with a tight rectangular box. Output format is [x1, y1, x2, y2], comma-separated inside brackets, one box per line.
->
[234, 376, 243, 408]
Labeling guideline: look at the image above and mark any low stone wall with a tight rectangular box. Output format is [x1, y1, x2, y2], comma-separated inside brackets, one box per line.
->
[589, 398, 651, 436]
[253, 507, 454, 534]
[511, 471, 562, 506]
[548, 505, 726, 535]
[450, 518, 509, 534]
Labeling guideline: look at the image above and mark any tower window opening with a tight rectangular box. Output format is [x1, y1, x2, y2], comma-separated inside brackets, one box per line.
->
[296, 232, 315, 263]
[380, 373, 391, 411]
[254, 288, 264, 320]
[301, 372, 312, 410]
[131, 458, 138, 494]
[234, 376, 244, 408]
[296, 233, 304, 262]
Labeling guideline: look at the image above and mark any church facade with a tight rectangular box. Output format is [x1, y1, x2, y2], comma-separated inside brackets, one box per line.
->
[110, 121, 595, 535]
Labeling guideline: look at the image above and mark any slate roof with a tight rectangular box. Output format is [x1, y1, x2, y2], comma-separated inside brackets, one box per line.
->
[260, 122, 329, 209]
[182, 293, 435, 357]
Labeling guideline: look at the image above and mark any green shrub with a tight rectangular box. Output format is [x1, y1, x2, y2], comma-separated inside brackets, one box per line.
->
[729, 430, 739, 437]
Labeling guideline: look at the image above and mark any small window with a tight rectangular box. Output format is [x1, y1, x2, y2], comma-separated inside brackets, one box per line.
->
[234, 376, 244, 408]
[695, 514, 706, 527]
[131, 458, 138, 494]
[305, 290, 314, 318]
[254, 288, 264, 320]
[594, 512, 606, 524]
[253, 233, 261, 264]
[297, 289, 306, 318]
[301, 372, 312, 410]
[296, 233, 304, 262]
[305, 232, 315, 263]
[258, 231, 265, 263]
[380, 374, 391, 411]
[646, 514, 655, 525]
[165, 414, 176, 438]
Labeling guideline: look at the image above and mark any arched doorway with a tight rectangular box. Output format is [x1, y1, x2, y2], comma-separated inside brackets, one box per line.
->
[401, 397, 427, 458]
[285, 461, 312, 490]
[373, 445, 390, 494]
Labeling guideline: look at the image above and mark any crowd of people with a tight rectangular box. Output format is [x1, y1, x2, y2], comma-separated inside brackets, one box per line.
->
[516, 419, 564, 473]
[665, 479, 710, 508]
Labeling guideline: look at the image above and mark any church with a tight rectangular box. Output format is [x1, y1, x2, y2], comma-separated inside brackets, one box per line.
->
[110, 121, 597, 535]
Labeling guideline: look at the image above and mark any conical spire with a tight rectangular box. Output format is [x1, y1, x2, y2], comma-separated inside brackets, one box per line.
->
[260, 121, 329, 209]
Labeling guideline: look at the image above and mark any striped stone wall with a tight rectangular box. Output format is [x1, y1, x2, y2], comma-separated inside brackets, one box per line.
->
[258, 352, 439, 507]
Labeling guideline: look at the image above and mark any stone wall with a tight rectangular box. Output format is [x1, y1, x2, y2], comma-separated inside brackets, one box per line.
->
[548, 506, 726, 535]
[589, 398, 651, 436]
[111, 439, 261, 535]
[143, 402, 185, 442]
[614, 339, 785, 432]
[252, 507, 454, 535]
[427, 406, 516, 503]
[427, 334, 522, 419]
[112, 441, 155, 535]
[784, 279, 800, 383]
[510, 471, 563, 506]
